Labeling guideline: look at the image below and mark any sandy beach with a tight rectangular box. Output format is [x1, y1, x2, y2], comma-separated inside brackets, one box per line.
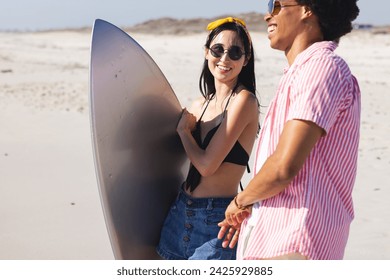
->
[0, 19, 389, 259]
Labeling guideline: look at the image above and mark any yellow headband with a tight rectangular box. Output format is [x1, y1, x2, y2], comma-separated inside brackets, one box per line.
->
[206, 17, 252, 59]
[207, 17, 247, 31]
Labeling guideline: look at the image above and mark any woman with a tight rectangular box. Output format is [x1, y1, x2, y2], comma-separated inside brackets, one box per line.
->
[157, 17, 259, 260]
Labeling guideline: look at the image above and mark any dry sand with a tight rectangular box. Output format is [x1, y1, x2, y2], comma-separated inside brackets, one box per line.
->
[0, 23, 389, 259]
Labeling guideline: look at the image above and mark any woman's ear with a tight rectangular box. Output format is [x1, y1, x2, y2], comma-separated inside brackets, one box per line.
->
[204, 47, 209, 60]
[243, 55, 250, 67]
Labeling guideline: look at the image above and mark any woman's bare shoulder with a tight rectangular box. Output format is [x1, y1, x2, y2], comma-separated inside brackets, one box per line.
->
[234, 88, 259, 111]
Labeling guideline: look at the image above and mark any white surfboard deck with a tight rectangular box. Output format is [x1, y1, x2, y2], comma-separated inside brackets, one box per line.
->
[89, 19, 187, 259]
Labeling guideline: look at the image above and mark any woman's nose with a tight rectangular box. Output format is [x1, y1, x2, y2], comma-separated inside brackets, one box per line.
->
[220, 51, 230, 61]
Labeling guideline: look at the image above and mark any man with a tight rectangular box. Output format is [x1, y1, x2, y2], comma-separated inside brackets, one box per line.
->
[218, 0, 360, 260]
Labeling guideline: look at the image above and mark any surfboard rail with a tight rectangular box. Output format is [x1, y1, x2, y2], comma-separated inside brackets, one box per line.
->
[89, 19, 187, 259]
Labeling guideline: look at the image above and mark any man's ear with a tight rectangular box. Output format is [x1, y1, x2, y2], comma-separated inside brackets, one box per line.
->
[303, 6, 313, 17]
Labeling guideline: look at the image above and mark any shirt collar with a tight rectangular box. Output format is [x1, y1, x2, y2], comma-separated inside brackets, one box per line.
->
[283, 41, 338, 73]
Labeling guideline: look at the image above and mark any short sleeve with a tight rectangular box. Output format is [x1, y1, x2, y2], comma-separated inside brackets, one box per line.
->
[287, 57, 349, 134]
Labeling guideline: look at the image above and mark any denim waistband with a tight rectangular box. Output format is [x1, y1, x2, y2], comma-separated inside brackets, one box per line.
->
[178, 188, 234, 209]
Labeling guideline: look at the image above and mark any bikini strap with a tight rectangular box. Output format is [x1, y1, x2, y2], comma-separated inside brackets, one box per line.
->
[198, 98, 212, 122]
[202, 83, 239, 120]
[239, 164, 251, 191]
[222, 84, 239, 118]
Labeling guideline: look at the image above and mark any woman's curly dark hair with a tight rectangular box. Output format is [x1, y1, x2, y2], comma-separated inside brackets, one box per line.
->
[297, 0, 360, 42]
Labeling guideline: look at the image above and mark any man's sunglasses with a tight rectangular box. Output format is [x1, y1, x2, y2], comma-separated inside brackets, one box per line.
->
[268, 0, 300, 16]
[209, 44, 245, 61]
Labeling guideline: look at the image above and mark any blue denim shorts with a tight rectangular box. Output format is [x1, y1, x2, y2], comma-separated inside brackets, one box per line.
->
[157, 188, 236, 260]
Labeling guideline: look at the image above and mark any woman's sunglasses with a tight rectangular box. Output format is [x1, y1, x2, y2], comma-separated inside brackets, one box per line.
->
[268, 0, 300, 16]
[209, 44, 245, 61]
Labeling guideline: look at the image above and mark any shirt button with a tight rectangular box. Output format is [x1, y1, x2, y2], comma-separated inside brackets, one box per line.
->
[186, 210, 194, 217]
[185, 223, 192, 229]
[183, 236, 190, 242]
[186, 200, 193, 206]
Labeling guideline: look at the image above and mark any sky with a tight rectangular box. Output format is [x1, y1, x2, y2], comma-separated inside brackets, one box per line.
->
[0, 0, 387, 31]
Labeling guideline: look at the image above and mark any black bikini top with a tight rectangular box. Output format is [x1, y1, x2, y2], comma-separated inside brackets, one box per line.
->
[185, 91, 249, 192]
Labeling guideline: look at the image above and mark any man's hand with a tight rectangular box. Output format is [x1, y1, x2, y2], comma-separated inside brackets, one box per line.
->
[218, 219, 241, 248]
[217, 202, 251, 248]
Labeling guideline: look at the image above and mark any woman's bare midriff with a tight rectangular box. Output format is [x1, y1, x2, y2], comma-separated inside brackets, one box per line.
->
[185, 163, 246, 198]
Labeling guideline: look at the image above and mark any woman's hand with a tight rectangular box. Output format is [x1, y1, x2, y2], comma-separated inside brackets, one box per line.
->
[177, 108, 197, 134]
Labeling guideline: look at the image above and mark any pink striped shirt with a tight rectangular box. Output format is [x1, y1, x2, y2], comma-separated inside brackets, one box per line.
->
[239, 41, 361, 260]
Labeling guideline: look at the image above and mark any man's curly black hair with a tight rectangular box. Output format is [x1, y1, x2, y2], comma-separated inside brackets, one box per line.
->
[296, 0, 360, 42]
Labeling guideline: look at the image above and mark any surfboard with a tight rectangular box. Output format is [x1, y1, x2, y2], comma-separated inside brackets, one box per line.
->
[89, 19, 187, 259]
